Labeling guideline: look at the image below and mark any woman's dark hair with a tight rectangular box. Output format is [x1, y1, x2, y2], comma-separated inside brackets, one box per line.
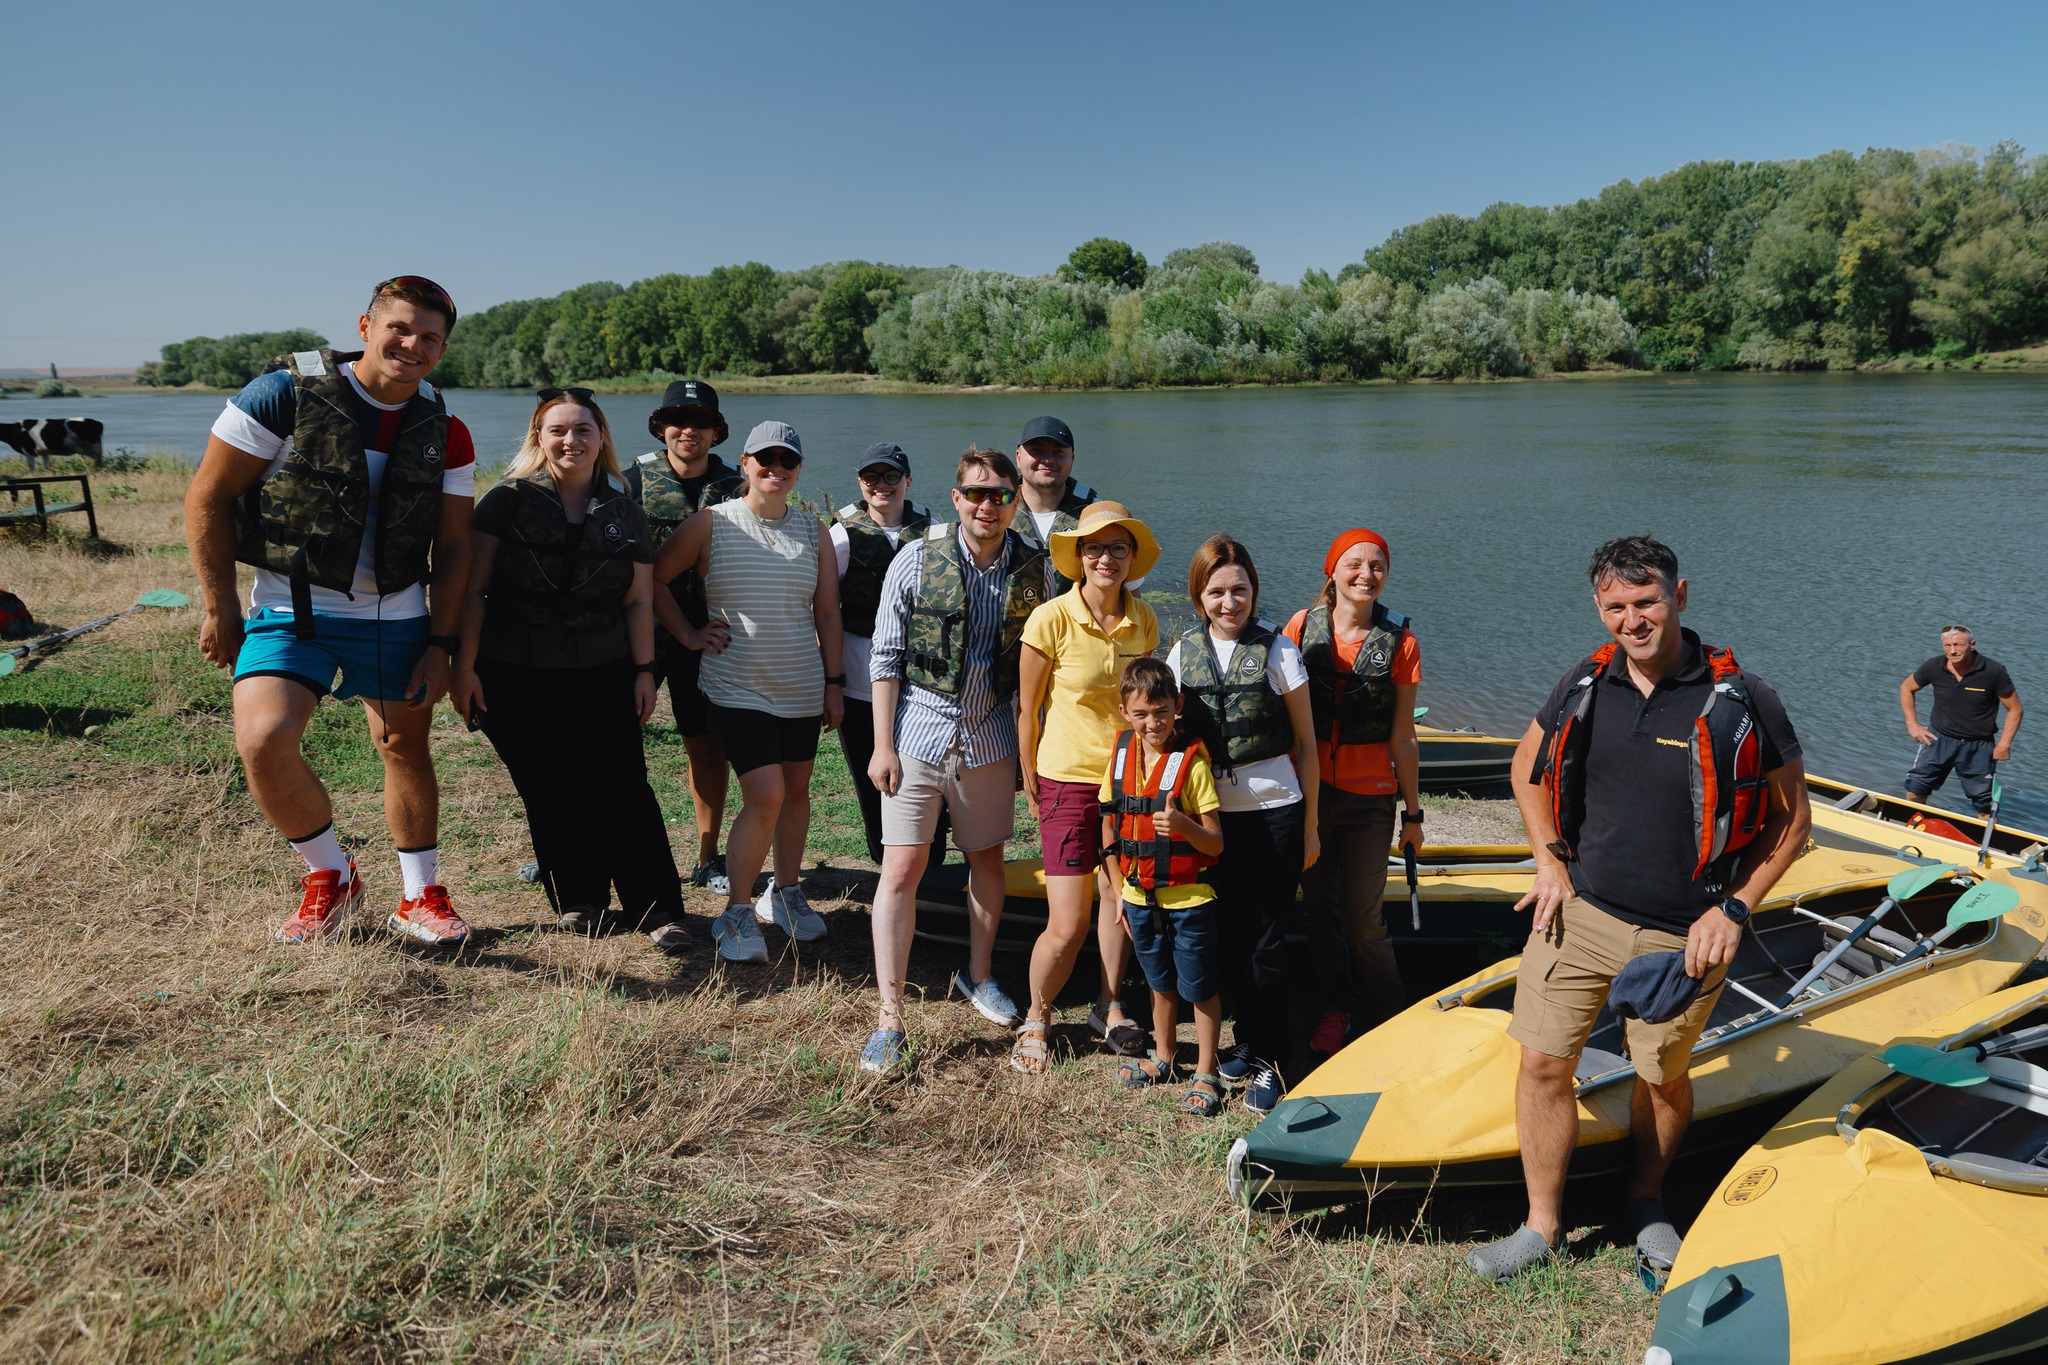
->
[1187, 534, 1259, 622]
[1588, 535, 1678, 592]
[1118, 655, 1179, 706]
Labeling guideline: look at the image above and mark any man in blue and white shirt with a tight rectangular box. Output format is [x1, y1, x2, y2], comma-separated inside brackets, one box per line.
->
[859, 448, 1050, 1073]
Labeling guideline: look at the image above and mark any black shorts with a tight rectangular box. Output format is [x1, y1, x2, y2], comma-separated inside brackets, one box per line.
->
[656, 646, 711, 738]
[705, 702, 823, 775]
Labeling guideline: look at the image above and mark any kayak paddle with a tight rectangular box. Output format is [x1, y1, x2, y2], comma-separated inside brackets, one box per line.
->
[1412, 706, 1428, 719]
[1775, 863, 1958, 1007]
[1404, 847, 1421, 932]
[1883, 1024, 2048, 1099]
[1890, 880, 2021, 966]
[0, 589, 189, 677]
[1977, 778, 2003, 868]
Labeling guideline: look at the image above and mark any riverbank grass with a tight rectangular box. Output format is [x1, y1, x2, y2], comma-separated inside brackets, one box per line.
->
[0, 466, 1657, 1361]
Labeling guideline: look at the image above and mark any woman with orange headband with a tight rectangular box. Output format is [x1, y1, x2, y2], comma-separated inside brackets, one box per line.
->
[1281, 527, 1422, 1056]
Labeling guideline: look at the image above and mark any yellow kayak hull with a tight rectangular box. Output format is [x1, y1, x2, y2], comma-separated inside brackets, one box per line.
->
[1649, 979, 2048, 1365]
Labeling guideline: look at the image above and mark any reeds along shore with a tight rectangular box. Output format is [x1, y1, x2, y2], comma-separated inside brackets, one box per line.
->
[0, 459, 1665, 1360]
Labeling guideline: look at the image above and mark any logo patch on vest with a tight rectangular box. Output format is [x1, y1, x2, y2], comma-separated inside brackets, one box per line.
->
[423, 443, 442, 463]
[1238, 653, 1262, 678]
[1367, 647, 1389, 668]
[605, 522, 623, 542]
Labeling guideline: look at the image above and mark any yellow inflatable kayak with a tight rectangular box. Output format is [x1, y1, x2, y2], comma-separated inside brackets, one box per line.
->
[1645, 976, 2048, 1365]
[1415, 724, 1517, 791]
[1228, 864, 2048, 1212]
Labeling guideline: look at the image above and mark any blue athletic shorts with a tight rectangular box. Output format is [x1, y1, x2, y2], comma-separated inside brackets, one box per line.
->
[234, 608, 428, 702]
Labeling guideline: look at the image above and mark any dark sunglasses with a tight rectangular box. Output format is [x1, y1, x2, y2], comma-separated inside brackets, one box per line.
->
[372, 275, 458, 323]
[858, 467, 905, 486]
[536, 386, 597, 405]
[749, 448, 804, 470]
[954, 485, 1018, 506]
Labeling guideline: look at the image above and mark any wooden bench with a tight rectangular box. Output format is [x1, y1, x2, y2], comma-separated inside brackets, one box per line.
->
[0, 474, 98, 538]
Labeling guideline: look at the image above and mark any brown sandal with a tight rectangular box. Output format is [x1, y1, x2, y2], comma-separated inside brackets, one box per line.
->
[1010, 1018, 1051, 1075]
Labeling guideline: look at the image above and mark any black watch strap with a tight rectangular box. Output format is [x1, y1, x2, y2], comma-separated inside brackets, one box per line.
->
[1401, 808, 1424, 824]
[1719, 896, 1751, 925]
[426, 632, 460, 655]
[825, 673, 848, 686]
[634, 660, 658, 674]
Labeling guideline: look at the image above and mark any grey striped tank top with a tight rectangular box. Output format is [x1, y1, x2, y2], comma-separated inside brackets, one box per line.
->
[699, 498, 825, 718]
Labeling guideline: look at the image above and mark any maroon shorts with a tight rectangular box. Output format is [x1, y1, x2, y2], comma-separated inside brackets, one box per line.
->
[1038, 777, 1104, 877]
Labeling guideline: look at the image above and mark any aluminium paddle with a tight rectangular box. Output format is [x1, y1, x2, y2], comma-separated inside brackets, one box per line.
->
[1977, 778, 2003, 868]
[1404, 847, 1421, 932]
[1890, 879, 2021, 967]
[0, 589, 189, 678]
[1774, 863, 1959, 1007]
[1882, 1023, 2048, 1087]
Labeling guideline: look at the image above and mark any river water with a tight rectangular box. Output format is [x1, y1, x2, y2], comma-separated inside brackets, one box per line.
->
[13, 373, 2048, 828]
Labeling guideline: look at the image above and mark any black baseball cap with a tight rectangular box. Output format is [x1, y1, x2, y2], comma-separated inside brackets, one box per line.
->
[856, 442, 911, 477]
[1018, 415, 1075, 451]
[648, 379, 727, 444]
[1607, 950, 1722, 1025]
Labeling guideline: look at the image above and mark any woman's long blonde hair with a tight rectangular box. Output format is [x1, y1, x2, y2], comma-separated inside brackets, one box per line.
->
[504, 393, 622, 484]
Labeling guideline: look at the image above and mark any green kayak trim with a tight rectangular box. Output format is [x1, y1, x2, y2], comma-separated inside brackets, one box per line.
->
[1650, 1256, 1791, 1365]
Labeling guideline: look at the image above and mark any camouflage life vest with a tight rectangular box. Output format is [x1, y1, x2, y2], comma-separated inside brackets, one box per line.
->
[1177, 622, 1294, 770]
[231, 347, 447, 638]
[1009, 477, 1097, 595]
[903, 524, 1049, 700]
[624, 451, 742, 633]
[1298, 600, 1411, 748]
[836, 497, 932, 637]
[479, 470, 648, 666]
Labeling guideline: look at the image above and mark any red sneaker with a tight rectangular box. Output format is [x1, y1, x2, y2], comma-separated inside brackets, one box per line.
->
[1310, 1010, 1351, 1055]
[276, 861, 365, 943]
[388, 885, 470, 947]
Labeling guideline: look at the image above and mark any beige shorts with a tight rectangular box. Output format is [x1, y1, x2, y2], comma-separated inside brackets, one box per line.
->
[1508, 896, 1725, 1085]
[881, 750, 1017, 853]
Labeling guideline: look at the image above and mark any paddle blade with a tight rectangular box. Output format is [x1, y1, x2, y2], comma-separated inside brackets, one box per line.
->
[137, 590, 189, 609]
[1946, 881, 2020, 928]
[1412, 706, 1429, 719]
[1887, 863, 1959, 901]
[1991, 778, 2003, 809]
[1882, 1043, 1990, 1087]
[0, 654, 13, 678]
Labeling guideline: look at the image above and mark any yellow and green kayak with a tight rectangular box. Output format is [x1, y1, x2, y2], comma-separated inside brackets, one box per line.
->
[1646, 979, 2048, 1365]
[1228, 863, 2048, 1212]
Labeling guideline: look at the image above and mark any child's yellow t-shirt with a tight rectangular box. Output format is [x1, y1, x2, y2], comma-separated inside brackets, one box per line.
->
[1099, 741, 1221, 910]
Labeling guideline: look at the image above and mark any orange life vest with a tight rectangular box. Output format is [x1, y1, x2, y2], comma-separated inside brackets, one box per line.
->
[1537, 640, 1770, 895]
[1108, 729, 1217, 904]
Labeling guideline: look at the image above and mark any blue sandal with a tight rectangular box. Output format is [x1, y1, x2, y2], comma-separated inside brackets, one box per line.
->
[1178, 1072, 1225, 1117]
[1115, 1052, 1176, 1089]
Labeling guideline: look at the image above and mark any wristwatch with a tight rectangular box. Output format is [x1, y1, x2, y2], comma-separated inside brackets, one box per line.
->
[824, 673, 848, 687]
[634, 660, 658, 674]
[426, 632, 460, 656]
[1718, 895, 1751, 926]
[1401, 808, 1424, 825]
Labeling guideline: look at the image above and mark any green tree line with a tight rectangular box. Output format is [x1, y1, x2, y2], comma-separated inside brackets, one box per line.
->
[137, 142, 2045, 388]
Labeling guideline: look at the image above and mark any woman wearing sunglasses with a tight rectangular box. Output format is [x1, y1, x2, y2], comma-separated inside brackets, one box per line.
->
[1012, 500, 1162, 1073]
[653, 420, 845, 963]
[450, 389, 687, 948]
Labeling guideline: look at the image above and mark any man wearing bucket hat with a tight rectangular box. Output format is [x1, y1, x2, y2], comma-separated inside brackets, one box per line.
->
[1011, 416, 1106, 595]
[626, 380, 744, 894]
[1014, 500, 1162, 1073]
[1466, 535, 1811, 1287]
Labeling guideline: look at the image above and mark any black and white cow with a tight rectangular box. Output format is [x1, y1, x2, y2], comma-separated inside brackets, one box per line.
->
[0, 418, 105, 471]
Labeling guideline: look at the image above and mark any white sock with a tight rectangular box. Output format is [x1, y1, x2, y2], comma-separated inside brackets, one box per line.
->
[289, 823, 350, 877]
[397, 846, 439, 900]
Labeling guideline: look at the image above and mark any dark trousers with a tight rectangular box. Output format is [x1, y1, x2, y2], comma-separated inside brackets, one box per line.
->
[838, 696, 948, 865]
[1212, 803, 1305, 1068]
[1906, 731, 1997, 813]
[476, 657, 683, 928]
[1300, 785, 1405, 1028]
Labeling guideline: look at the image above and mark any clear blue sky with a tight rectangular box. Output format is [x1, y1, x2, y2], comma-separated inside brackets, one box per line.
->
[7, 0, 2045, 367]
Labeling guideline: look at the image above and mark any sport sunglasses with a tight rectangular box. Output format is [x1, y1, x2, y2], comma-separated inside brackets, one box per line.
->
[749, 448, 804, 470]
[954, 485, 1017, 506]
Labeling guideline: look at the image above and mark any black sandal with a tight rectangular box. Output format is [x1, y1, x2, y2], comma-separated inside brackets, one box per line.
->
[1177, 1072, 1225, 1117]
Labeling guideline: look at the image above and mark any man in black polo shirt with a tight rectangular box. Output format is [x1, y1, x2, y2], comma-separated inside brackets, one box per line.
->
[1900, 626, 2022, 815]
[1465, 535, 1812, 1285]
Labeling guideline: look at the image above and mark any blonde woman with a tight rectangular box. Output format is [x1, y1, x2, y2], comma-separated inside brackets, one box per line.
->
[450, 389, 687, 949]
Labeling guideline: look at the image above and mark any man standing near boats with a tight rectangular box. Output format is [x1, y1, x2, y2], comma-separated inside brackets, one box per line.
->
[1008, 415, 1100, 594]
[1900, 625, 2021, 816]
[1468, 535, 1812, 1285]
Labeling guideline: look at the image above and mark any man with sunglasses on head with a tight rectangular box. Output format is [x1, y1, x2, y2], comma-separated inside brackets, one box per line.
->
[856, 447, 1053, 1073]
[625, 380, 745, 893]
[1010, 415, 1104, 594]
[1900, 625, 2022, 816]
[185, 276, 477, 948]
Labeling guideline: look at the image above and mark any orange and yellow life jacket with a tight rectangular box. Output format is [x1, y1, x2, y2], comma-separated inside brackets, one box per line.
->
[1108, 729, 1217, 903]
[1537, 641, 1769, 895]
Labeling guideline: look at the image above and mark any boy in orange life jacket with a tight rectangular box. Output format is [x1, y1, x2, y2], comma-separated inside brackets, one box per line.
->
[1099, 657, 1229, 1116]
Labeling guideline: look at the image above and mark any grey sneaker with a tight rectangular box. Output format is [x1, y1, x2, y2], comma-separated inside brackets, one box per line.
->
[758, 883, 827, 941]
[712, 904, 769, 962]
[952, 969, 1022, 1027]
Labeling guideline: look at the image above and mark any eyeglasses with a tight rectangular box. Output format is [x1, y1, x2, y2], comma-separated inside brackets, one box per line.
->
[536, 386, 596, 406]
[954, 485, 1017, 506]
[1079, 541, 1133, 561]
[372, 275, 458, 324]
[859, 467, 905, 486]
[749, 448, 803, 470]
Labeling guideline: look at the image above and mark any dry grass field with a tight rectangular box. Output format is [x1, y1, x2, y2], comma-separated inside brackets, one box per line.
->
[0, 460, 1665, 1362]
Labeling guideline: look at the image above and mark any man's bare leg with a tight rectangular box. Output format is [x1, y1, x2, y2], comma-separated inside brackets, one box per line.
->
[872, 842, 931, 1032]
[233, 677, 328, 838]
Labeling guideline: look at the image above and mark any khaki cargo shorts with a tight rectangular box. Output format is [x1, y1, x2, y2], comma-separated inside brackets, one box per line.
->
[1508, 896, 1725, 1085]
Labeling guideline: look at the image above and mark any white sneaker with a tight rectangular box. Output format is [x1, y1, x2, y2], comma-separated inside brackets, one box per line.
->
[758, 883, 828, 941]
[712, 905, 769, 962]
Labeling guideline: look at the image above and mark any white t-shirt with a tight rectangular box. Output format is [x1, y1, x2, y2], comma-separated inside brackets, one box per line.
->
[1029, 509, 1059, 543]
[212, 361, 476, 620]
[830, 518, 908, 703]
[1166, 625, 1310, 811]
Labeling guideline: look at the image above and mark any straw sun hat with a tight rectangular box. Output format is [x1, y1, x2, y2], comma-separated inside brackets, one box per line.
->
[1048, 501, 1161, 583]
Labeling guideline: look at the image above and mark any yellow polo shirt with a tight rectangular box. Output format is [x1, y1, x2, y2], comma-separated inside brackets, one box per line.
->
[1020, 586, 1159, 784]
[1100, 741, 1220, 910]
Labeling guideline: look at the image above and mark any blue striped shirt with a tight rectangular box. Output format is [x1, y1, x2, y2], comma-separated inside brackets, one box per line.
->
[869, 526, 1031, 768]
